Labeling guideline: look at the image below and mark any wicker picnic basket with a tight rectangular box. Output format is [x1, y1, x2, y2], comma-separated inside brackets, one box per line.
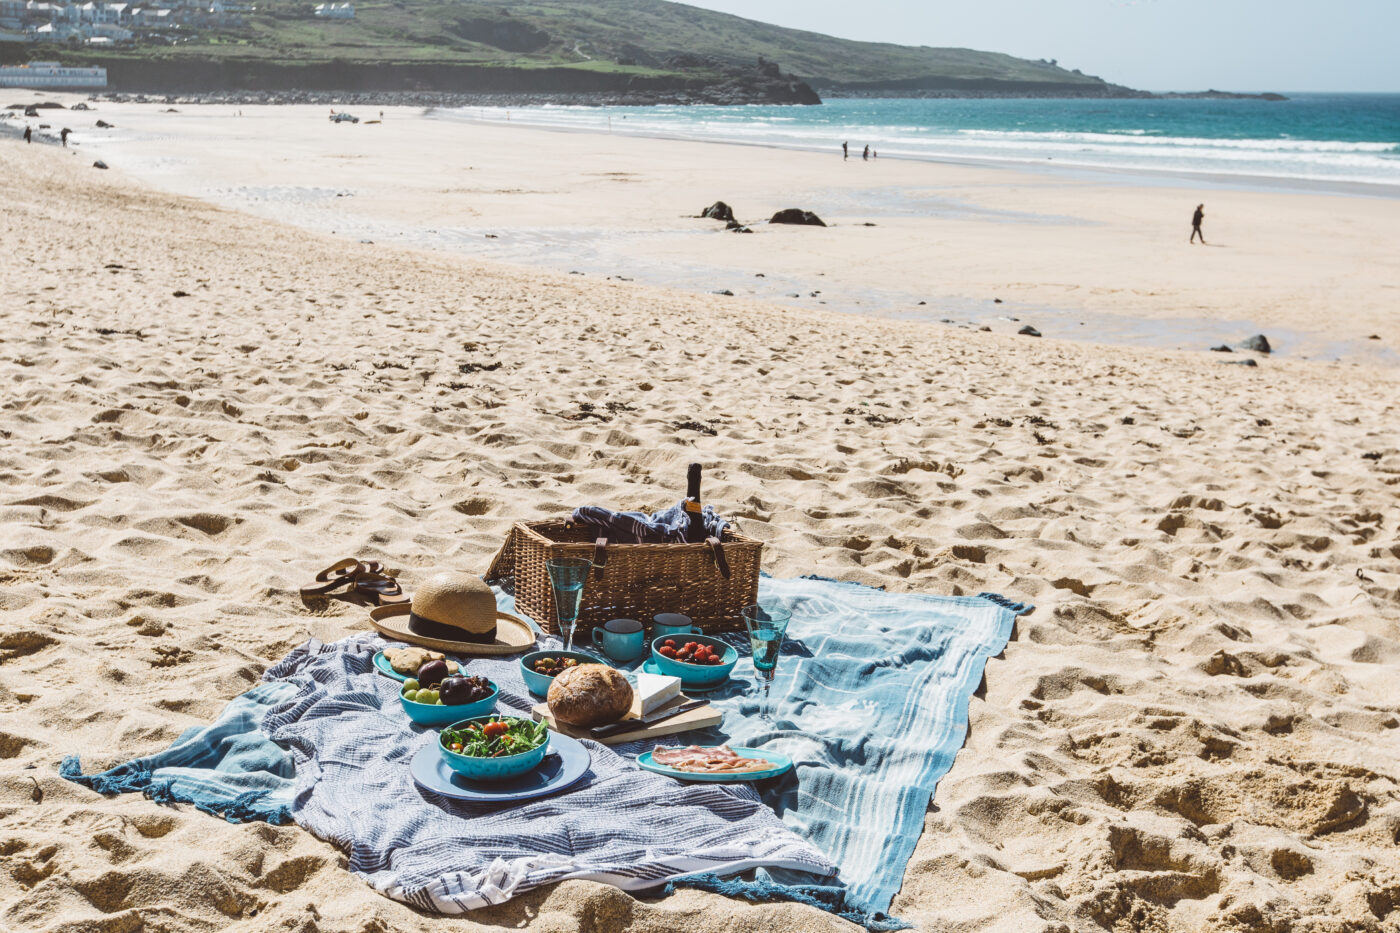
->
[486, 519, 762, 637]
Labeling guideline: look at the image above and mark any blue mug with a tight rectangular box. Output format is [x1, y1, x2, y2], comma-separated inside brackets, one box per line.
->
[653, 613, 701, 641]
[592, 618, 645, 662]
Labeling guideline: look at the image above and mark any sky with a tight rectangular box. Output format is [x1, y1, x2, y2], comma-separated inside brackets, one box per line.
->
[679, 0, 1400, 93]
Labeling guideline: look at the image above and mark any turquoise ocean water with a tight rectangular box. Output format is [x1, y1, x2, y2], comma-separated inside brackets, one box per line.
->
[453, 94, 1400, 190]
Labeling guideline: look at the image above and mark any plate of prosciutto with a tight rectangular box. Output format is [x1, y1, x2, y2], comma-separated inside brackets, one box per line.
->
[637, 744, 793, 783]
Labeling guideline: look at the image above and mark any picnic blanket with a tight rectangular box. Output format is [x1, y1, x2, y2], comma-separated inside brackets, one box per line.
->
[63, 576, 1025, 929]
[616, 576, 1027, 918]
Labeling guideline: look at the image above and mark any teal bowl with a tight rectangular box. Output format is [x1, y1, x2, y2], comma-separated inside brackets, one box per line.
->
[399, 680, 498, 727]
[650, 634, 738, 686]
[438, 717, 550, 781]
[519, 649, 607, 698]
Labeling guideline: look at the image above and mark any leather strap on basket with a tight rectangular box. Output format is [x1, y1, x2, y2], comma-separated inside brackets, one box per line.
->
[706, 536, 732, 579]
[592, 537, 608, 581]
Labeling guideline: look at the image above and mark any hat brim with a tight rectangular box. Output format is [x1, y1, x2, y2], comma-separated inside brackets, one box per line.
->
[368, 603, 537, 656]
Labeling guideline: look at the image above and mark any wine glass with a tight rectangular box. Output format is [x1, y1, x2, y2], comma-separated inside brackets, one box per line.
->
[741, 603, 792, 722]
[545, 557, 592, 651]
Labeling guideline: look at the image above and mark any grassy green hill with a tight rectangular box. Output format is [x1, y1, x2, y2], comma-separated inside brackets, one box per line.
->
[3, 0, 1124, 96]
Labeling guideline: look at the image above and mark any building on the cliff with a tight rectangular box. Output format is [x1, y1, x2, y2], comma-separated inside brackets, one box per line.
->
[0, 60, 108, 87]
[313, 2, 353, 18]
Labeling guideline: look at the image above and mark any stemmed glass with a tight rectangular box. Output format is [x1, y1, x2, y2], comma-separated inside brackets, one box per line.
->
[545, 558, 592, 652]
[741, 603, 792, 722]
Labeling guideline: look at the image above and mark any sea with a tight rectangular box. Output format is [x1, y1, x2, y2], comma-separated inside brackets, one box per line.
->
[450, 93, 1400, 192]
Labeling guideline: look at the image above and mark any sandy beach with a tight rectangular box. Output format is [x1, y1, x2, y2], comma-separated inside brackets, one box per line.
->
[2, 102, 1399, 933]
[28, 99, 1400, 362]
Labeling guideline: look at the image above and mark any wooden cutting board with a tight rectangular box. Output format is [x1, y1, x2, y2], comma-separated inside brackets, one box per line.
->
[531, 694, 723, 745]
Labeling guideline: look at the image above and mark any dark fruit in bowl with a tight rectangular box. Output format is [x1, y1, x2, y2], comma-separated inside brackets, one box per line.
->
[439, 675, 493, 706]
[417, 659, 450, 688]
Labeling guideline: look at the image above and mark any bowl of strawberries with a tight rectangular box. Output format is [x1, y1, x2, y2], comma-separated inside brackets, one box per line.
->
[650, 633, 739, 686]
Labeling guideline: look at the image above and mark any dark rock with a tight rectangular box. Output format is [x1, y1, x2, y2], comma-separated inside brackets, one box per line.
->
[95, 119, 114, 128]
[172, 290, 189, 297]
[917, 301, 926, 306]
[713, 289, 734, 296]
[701, 201, 735, 223]
[785, 293, 800, 298]
[769, 208, 826, 227]
[725, 220, 751, 232]
[979, 326, 992, 332]
[993, 298, 1003, 304]
[1211, 344, 1232, 353]
[71, 102, 90, 111]
[1018, 325, 1042, 337]
[92, 160, 108, 170]
[754, 273, 765, 277]
[1368, 334, 1381, 340]
[1223, 359, 1259, 367]
[1240, 334, 1272, 353]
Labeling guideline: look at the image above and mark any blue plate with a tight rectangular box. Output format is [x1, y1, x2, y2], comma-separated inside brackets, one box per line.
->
[373, 650, 463, 682]
[636, 746, 792, 783]
[641, 658, 729, 693]
[409, 731, 592, 803]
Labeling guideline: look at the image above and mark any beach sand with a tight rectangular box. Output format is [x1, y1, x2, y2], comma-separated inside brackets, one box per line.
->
[1, 112, 1399, 933]
[47, 100, 1400, 361]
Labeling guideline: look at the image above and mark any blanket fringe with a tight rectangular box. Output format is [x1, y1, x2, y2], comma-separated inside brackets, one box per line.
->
[977, 592, 1034, 616]
[59, 756, 291, 825]
[663, 874, 910, 931]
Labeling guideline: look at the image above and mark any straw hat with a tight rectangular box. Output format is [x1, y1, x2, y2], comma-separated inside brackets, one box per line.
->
[369, 572, 535, 656]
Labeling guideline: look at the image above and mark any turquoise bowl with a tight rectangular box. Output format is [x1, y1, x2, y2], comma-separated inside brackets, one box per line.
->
[519, 649, 607, 698]
[438, 717, 550, 781]
[650, 634, 738, 686]
[399, 680, 498, 727]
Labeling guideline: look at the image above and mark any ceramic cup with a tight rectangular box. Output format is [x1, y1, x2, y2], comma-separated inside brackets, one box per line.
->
[653, 613, 701, 640]
[592, 618, 645, 662]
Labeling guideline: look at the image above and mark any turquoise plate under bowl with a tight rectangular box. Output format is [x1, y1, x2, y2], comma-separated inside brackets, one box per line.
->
[636, 746, 792, 783]
[372, 650, 463, 683]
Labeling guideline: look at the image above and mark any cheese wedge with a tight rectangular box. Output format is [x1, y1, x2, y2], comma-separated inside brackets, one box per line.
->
[633, 671, 682, 716]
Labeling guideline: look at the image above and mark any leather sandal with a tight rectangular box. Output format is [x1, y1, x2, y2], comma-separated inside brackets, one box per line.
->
[350, 570, 410, 607]
[300, 558, 364, 599]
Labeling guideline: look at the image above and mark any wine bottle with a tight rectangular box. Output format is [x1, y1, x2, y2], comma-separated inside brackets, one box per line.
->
[685, 463, 706, 543]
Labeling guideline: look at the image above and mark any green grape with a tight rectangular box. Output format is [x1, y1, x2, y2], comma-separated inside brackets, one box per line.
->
[403, 689, 419, 702]
[402, 678, 419, 691]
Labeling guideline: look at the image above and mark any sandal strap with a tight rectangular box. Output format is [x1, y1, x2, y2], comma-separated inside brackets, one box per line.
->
[301, 558, 364, 597]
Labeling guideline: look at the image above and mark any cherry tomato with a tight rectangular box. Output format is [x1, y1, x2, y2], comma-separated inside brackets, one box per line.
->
[659, 646, 677, 658]
[483, 721, 509, 739]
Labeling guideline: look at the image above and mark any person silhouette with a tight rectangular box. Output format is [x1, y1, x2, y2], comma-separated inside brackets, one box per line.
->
[862, 145, 869, 161]
[60, 127, 70, 148]
[842, 141, 848, 160]
[23, 126, 31, 144]
[1190, 203, 1206, 244]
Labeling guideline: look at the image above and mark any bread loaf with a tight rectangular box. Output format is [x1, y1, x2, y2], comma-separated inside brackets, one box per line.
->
[546, 664, 633, 727]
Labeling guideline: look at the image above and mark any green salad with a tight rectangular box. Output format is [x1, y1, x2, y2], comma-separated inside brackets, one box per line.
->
[441, 717, 548, 758]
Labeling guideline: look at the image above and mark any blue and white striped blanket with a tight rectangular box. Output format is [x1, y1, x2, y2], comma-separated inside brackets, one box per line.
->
[63, 577, 1024, 929]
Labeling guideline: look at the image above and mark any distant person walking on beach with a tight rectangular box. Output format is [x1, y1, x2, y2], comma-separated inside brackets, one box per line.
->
[23, 126, 31, 144]
[862, 145, 869, 161]
[1190, 203, 1206, 244]
[60, 127, 70, 148]
[842, 141, 848, 160]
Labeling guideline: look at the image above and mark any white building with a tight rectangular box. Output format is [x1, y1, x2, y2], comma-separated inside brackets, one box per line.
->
[0, 60, 108, 87]
[313, 2, 352, 18]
